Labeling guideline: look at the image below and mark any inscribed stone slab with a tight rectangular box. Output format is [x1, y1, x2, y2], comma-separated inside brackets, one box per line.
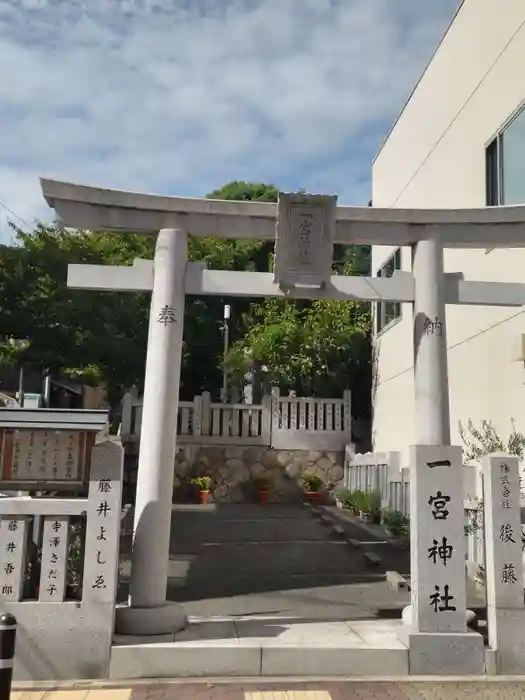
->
[409, 444, 467, 633]
[483, 453, 524, 610]
[274, 193, 336, 288]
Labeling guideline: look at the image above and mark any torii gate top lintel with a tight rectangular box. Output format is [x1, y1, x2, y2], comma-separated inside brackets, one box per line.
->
[40, 177, 525, 249]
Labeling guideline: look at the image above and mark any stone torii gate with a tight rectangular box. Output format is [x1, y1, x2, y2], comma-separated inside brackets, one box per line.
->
[41, 178, 525, 674]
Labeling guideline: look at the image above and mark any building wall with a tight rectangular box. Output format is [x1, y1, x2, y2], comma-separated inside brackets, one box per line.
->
[371, 0, 525, 461]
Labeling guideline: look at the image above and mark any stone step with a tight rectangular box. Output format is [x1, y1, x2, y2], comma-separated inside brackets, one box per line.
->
[171, 503, 315, 520]
[167, 541, 365, 575]
[167, 571, 386, 600]
[169, 519, 337, 545]
[110, 617, 410, 678]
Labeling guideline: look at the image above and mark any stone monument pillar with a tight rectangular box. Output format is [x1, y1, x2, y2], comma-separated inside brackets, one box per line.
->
[115, 229, 187, 635]
[483, 452, 525, 673]
[399, 235, 484, 674]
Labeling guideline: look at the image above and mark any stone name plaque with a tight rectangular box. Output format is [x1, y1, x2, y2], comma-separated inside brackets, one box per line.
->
[483, 453, 524, 609]
[274, 192, 337, 288]
[0, 428, 92, 487]
[410, 444, 467, 634]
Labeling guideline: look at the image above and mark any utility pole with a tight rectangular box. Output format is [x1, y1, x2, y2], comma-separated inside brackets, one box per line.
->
[221, 304, 231, 403]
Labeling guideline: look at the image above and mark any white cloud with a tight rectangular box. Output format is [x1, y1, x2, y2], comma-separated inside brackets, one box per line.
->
[0, 0, 459, 239]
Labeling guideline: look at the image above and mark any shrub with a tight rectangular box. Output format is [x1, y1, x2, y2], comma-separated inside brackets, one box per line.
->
[302, 473, 323, 492]
[351, 489, 380, 516]
[190, 476, 212, 490]
[459, 418, 525, 462]
[382, 509, 409, 537]
[335, 487, 356, 509]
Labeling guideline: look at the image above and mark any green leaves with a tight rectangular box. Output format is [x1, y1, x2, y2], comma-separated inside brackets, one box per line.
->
[0, 222, 152, 403]
[459, 418, 525, 462]
[226, 291, 371, 399]
[0, 181, 372, 415]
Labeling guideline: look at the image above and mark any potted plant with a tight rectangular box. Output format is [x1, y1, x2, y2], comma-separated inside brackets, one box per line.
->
[348, 489, 365, 516]
[190, 476, 213, 504]
[302, 473, 323, 504]
[335, 487, 357, 513]
[382, 509, 410, 545]
[345, 489, 364, 517]
[253, 476, 270, 504]
[356, 490, 380, 524]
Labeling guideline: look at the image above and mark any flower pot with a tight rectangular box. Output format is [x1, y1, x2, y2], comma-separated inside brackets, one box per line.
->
[259, 489, 269, 505]
[360, 511, 374, 524]
[306, 491, 321, 505]
[199, 489, 210, 505]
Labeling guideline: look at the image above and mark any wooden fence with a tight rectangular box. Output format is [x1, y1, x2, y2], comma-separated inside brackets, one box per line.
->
[121, 388, 352, 451]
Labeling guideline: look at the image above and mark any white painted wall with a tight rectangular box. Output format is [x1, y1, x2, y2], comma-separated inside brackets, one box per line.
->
[372, 0, 525, 461]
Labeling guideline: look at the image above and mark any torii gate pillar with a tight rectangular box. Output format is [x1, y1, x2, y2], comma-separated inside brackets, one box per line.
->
[115, 229, 187, 635]
[413, 235, 451, 445]
[401, 235, 484, 674]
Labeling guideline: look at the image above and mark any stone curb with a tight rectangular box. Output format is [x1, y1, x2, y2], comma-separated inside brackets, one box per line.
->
[316, 505, 414, 587]
[315, 505, 413, 586]
[385, 570, 411, 591]
[305, 503, 386, 574]
[14, 675, 525, 690]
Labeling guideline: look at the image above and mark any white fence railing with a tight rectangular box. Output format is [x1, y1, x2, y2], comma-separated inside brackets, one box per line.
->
[0, 439, 123, 681]
[344, 449, 525, 582]
[121, 388, 352, 451]
[344, 449, 410, 515]
[344, 449, 490, 571]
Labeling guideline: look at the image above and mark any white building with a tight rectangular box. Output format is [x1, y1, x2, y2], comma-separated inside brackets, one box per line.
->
[372, 0, 525, 461]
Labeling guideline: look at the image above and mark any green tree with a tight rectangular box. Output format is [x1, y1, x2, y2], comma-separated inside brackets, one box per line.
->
[183, 181, 281, 396]
[0, 182, 280, 404]
[0, 223, 154, 405]
[0, 181, 372, 418]
[225, 284, 371, 405]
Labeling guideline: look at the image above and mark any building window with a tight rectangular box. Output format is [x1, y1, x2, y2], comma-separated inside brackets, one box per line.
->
[486, 104, 525, 206]
[376, 248, 401, 334]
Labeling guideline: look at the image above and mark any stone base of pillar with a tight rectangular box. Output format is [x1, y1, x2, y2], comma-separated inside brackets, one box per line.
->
[115, 602, 187, 636]
[397, 626, 485, 675]
[486, 607, 525, 674]
[401, 604, 477, 627]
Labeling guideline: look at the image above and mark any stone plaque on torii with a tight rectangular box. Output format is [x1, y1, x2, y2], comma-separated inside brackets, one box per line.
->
[273, 192, 337, 290]
[40, 177, 525, 673]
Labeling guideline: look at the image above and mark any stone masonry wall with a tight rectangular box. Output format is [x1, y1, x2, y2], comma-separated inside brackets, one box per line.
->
[172, 445, 345, 502]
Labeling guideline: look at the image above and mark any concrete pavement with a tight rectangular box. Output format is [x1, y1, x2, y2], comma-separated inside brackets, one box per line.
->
[11, 679, 525, 700]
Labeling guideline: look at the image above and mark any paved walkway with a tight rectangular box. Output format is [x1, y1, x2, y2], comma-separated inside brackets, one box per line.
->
[11, 681, 525, 700]
[119, 504, 410, 621]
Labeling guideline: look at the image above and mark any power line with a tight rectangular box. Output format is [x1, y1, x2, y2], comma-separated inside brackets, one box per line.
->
[0, 198, 31, 229]
[0, 198, 32, 245]
[379, 306, 525, 386]
[391, 17, 525, 206]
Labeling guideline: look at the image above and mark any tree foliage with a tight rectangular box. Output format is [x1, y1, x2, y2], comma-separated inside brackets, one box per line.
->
[213, 185, 372, 410]
[0, 180, 372, 417]
[0, 223, 153, 404]
[459, 418, 525, 462]
[226, 293, 370, 401]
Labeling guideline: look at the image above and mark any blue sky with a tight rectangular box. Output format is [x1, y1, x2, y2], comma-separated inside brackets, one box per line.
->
[0, 0, 459, 241]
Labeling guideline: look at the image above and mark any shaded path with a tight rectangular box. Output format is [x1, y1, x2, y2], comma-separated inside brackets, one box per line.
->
[119, 503, 411, 619]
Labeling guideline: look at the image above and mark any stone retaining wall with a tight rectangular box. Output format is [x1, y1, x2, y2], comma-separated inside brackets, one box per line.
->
[172, 445, 344, 502]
